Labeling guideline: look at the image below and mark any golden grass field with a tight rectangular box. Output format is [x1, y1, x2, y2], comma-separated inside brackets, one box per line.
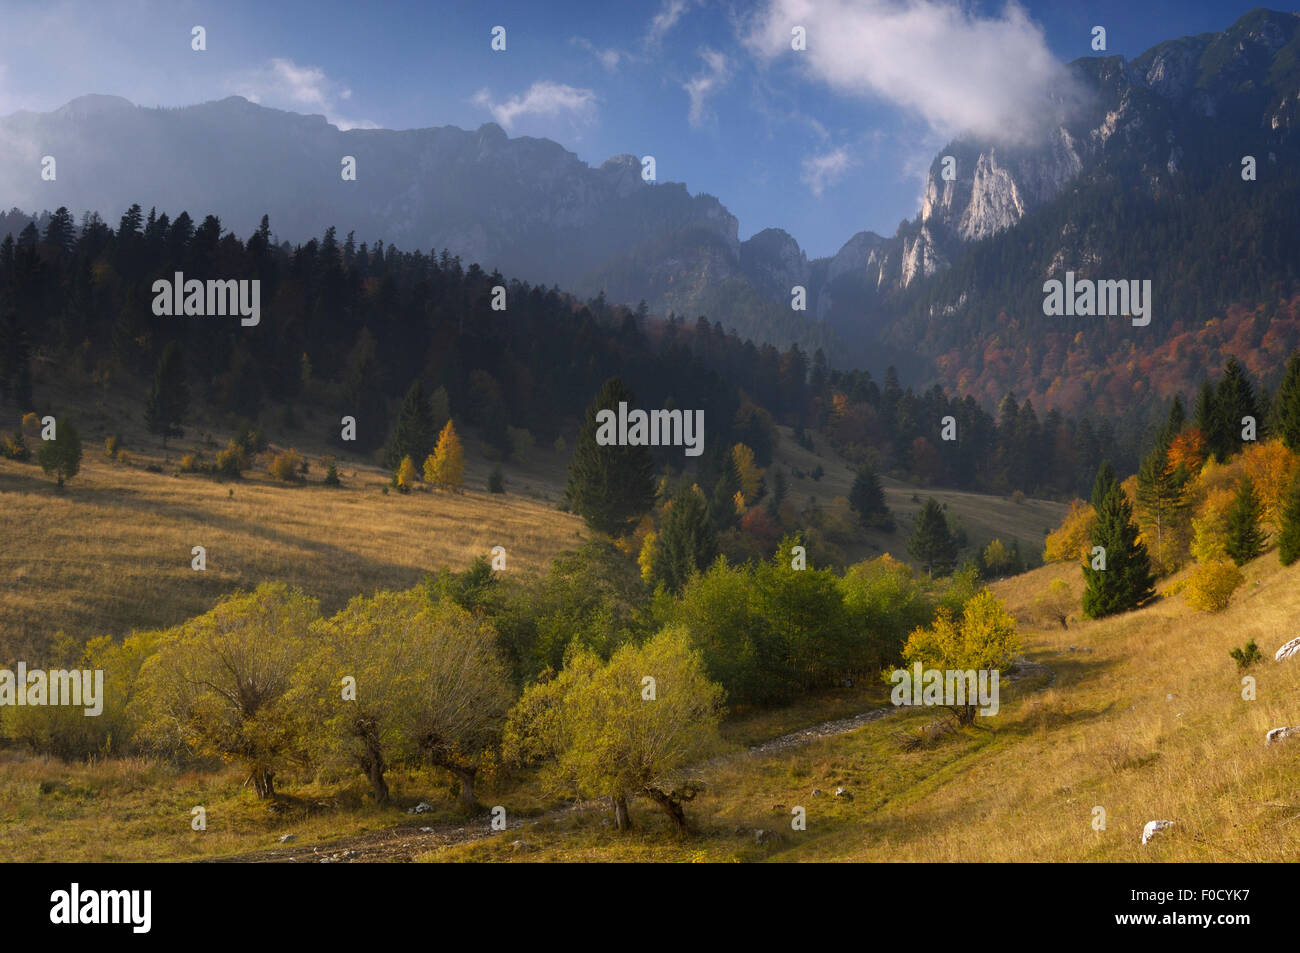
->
[0, 387, 588, 663]
[9, 386, 1287, 863]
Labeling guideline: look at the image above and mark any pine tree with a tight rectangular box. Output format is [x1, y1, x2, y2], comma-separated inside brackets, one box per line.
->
[144, 341, 189, 448]
[908, 498, 957, 576]
[1135, 432, 1189, 572]
[1277, 471, 1300, 566]
[651, 488, 718, 593]
[425, 420, 465, 490]
[384, 380, 437, 470]
[1212, 357, 1260, 460]
[565, 378, 656, 536]
[709, 452, 742, 529]
[1193, 379, 1221, 458]
[1274, 351, 1300, 452]
[1162, 395, 1186, 441]
[1090, 459, 1117, 510]
[1083, 472, 1155, 618]
[1224, 477, 1264, 566]
[37, 417, 82, 488]
[849, 462, 892, 530]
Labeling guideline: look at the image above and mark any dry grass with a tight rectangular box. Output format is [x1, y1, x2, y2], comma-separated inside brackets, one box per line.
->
[0, 445, 585, 662]
[772, 425, 1068, 565]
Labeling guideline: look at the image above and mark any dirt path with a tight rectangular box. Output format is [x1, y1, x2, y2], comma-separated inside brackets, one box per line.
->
[217, 658, 1055, 863]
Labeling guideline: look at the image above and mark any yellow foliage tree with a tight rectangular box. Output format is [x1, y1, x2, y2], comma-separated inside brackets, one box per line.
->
[396, 454, 418, 491]
[901, 589, 1020, 725]
[1185, 559, 1243, 612]
[1043, 499, 1095, 563]
[638, 530, 659, 584]
[732, 443, 763, 503]
[1240, 438, 1299, 531]
[1191, 486, 1237, 563]
[426, 420, 465, 490]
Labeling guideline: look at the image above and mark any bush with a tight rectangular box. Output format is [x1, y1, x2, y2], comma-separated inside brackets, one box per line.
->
[233, 419, 266, 454]
[323, 461, 341, 486]
[0, 431, 30, 460]
[488, 465, 504, 494]
[179, 452, 204, 473]
[216, 441, 247, 478]
[105, 434, 121, 459]
[1185, 559, 1243, 612]
[506, 426, 534, 464]
[1229, 639, 1264, 671]
[1011, 489, 1027, 504]
[269, 449, 305, 483]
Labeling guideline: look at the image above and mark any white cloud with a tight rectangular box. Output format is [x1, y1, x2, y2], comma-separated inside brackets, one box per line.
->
[230, 58, 377, 130]
[745, 0, 1079, 143]
[801, 145, 855, 196]
[646, 0, 694, 47]
[683, 48, 731, 127]
[471, 81, 599, 131]
[571, 37, 625, 71]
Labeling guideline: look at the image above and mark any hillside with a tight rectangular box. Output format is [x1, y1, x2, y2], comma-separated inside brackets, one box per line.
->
[6, 544, 1296, 862]
[431, 553, 1300, 862]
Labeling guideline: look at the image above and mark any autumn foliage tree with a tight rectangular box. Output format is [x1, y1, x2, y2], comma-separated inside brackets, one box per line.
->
[425, 420, 465, 490]
[900, 589, 1020, 725]
[133, 584, 319, 799]
[504, 627, 723, 831]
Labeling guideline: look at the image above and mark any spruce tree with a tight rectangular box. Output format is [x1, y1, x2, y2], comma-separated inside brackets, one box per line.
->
[849, 462, 892, 530]
[1083, 474, 1155, 618]
[144, 341, 189, 448]
[1193, 379, 1222, 459]
[384, 380, 437, 470]
[652, 488, 719, 593]
[37, 417, 81, 488]
[908, 498, 957, 576]
[1277, 471, 1300, 567]
[1212, 357, 1260, 460]
[709, 452, 742, 529]
[1091, 460, 1117, 510]
[1224, 477, 1264, 566]
[1274, 351, 1300, 452]
[565, 377, 656, 536]
[1135, 433, 1189, 571]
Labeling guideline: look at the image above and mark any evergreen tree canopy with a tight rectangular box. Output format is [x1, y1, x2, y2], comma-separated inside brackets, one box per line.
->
[849, 462, 891, 529]
[384, 380, 438, 471]
[1277, 471, 1300, 567]
[143, 341, 189, 448]
[1224, 476, 1265, 566]
[1082, 478, 1155, 619]
[652, 488, 719, 594]
[908, 498, 958, 577]
[565, 377, 656, 536]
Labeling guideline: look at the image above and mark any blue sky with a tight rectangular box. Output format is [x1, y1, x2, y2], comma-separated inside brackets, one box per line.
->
[0, 0, 1270, 257]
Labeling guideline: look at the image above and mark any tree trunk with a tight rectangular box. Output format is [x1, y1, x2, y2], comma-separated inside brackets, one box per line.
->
[452, 766, 477, 810]
[644, 787, 687, 830]
[613, 795, 632, 831]
[361, 749, 389, 805]
[251, 766, 275, 799]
